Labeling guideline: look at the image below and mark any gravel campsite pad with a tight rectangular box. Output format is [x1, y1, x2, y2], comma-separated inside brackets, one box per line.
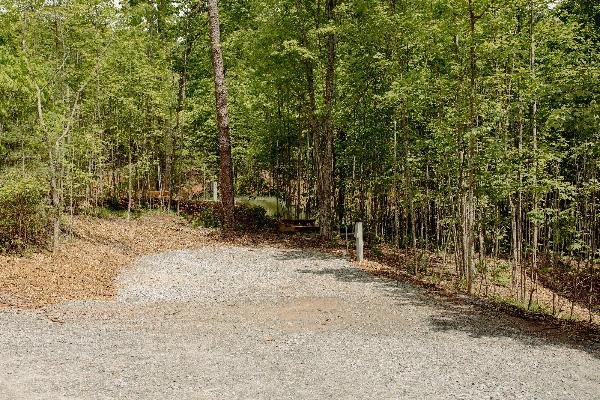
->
[0, 246, 599, 399]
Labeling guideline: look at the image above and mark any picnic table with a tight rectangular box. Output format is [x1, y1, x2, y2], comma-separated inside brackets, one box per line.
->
[277, 219, 320, 234]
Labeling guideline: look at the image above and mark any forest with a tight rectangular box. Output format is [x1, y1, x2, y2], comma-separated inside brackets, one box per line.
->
[0, 0, 599, 318]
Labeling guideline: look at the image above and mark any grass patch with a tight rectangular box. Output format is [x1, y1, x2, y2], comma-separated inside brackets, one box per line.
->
[490, 294, 556, 318]
[371, 245, 384, 257]
[85, 207, 144, 219]
[491, 264, 512, 287]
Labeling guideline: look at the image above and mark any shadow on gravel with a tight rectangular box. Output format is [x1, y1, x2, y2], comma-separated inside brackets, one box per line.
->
[273, 249, 342, 261]
[296, 266, 380, 282]
[297, 264, 600, 360]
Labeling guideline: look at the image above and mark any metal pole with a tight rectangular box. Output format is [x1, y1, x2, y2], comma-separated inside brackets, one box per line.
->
[345, 224, 349, 255]
[355, 221, 364, 262]
[344, 218, 349, 258]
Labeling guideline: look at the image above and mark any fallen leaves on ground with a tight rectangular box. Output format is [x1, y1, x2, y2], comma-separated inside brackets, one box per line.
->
[1, 213, 597, 344]
[0, 214, 212, 308]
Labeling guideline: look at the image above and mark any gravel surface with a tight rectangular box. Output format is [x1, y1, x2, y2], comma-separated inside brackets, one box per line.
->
[0, 246, 599, 399]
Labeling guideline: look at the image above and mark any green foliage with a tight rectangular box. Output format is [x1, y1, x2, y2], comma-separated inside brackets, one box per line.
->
[178, 201, 275, 231]
[183, 201, 223, 228]
[371, 245, 384, 258]
[0, 0, 599, 319]
[85, 206, 142, 220]
[490, 263, 512, 288]
[234, 203, 276, 230]
[0, 171, 48, 251]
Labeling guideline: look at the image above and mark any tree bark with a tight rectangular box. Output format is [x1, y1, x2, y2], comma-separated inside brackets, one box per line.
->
[169, 14, 195, 210]
[402, 111, 416, 253]
[128, 140, 133, 219]
[319, 0, 336, 240]
[207, 0, 235, 229]
[529, 1, 539, 309]
[34, 84, 61, 252]
[464, 0, 480, 293]
[295, 0, 320, 224]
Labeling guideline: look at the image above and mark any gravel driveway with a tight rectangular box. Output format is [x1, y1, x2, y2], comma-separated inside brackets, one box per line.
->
[1, 246, 598, 399]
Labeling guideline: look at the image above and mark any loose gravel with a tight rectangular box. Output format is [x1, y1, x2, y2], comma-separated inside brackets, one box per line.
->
[0, 246, 598, 399]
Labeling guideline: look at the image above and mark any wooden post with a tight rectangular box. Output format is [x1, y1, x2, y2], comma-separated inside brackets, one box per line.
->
[212, 181, 218, 202]
[355, 221, 364, 262]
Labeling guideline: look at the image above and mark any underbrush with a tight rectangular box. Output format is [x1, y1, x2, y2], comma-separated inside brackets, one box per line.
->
[84, 206, 145, 220]
[363, 245, 600, 326]
[178, 200, 276, 231]
[0, 171, 48, 252]
[83, 199, 277, 232]
[536, 257, 599, 320]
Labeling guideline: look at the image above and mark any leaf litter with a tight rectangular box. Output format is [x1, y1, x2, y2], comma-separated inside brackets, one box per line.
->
[0, 214, 212, 309]
[0, 213, 597, 345]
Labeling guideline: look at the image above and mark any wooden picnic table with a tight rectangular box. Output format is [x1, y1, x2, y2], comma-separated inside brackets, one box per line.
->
[277, 219, 319, 233]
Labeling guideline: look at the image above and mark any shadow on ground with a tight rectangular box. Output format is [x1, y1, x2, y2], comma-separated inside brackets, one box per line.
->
[295, 260, 600, 360]
[274, 249, 343, 262]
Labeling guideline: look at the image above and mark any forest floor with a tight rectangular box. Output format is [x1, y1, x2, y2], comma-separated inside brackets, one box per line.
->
[0, 213, 599, 398]
[0, 211, 598, 329]
[0, 212, 213, 309]
[0, 211, 597, 330]
[362, 245, 600, 327]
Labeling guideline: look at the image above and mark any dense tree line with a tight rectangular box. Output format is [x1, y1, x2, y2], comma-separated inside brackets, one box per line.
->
[0, 0, 598, 311]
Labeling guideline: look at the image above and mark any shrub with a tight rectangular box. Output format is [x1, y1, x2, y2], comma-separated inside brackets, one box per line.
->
[178, 200, 275, 231]
[234, 203, 276, 230]
[0, 171, 48, 251]
[178, 201, 222, 228]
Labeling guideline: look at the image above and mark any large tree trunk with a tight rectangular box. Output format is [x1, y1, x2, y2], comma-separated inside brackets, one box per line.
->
[207, 0, 235, 229]
[528, 1, 539, 309]
[319, 0, 336, 240]
[295, 0, 319, 224]
[464, 0, 479, 293]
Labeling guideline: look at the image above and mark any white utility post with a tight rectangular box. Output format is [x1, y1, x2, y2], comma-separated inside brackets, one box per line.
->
[344, 218, 349, 257]
[355, 222, 364, 262]
[212, 181, 218, 202]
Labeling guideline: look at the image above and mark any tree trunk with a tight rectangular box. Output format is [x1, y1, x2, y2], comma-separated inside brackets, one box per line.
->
[127, 141, 133, 220]
[207, 0, 235, 229]
[295, 0, 320, 224]
[465, 0, 480, 293]
[35, 84, 61, 252]
[518, 106, 525, 300]
[318, 0, 336, 240]
[337, 129, 346, 227]
[402, 111, 416, 252]
[393, 120, 400, 247]
[529, 1, 539, 308]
